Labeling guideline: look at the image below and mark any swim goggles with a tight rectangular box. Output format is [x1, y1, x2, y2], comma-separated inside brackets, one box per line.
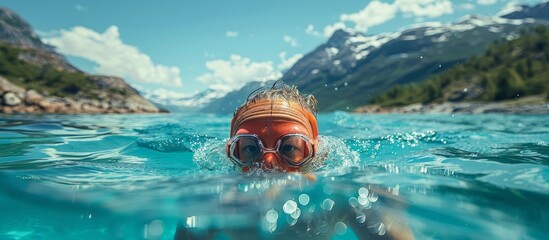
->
[226, 133, 316, 168]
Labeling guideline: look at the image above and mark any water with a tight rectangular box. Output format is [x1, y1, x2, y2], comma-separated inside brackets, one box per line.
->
[0, 113, 548, 239]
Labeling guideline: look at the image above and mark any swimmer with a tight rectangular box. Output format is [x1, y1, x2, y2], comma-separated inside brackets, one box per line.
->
[227, 81, 320, 173]
[175, 81, 414, 239]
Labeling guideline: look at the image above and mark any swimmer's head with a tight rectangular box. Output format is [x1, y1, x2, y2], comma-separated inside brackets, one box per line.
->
[227, 81, 319, 172]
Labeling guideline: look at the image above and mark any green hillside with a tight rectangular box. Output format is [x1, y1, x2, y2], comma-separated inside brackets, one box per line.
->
[0, 42, 100, 98]
[372, 26, 549, 107]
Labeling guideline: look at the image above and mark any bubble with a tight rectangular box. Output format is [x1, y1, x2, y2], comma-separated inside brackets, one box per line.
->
[298, 194, 310, 206]
[147, 220, 164, 238]
[266, 209, 278, 223]
[358, 196, 369, 206]
[322, 198, 335, 211]
[287, 215, 298, 226]
[358, 187, 369, 197]
[334, 222, 347, 235]
[368, 223, 386, 236]
[356, 212, 366, 224]
[348, 197, 359, 208]
[283, 200, 298, 214]
[368, 193, 378, 202]
[290, 207, 301, 219]
[268, 222, 277, 232]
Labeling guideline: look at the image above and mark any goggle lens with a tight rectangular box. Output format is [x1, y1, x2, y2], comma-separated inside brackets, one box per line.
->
[278, 136, 313, 164]
[232, 136, 262, 164]
[229, 134, 314, 167]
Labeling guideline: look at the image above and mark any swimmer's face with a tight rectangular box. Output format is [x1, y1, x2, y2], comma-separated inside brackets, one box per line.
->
[233, 119, 316, 172]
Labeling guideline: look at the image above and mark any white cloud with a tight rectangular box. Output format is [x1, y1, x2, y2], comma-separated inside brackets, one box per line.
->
[196, 55, 281, 92]
[305, 24, 321, 37]
[75, 4, 87, 11]
[283, 35, 298, 47]
[44, 26, 183, 87]
[323, 22, 349, 38]
[340, 1, 397, 33]
[496, 1, 522, 16]
[145, 88, 192, 100]
[460, 3, 476, 10]
[226, 31, 239, 37]
[321, 0, 454, 36]
[477, 0, 497, 5]
[278, 52, 304, 70]
[396, 0, 453, 18]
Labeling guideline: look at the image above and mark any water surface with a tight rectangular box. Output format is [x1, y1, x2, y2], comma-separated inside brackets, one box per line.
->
[0, 113, 548, 239]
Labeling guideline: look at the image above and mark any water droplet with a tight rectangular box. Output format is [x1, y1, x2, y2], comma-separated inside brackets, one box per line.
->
[335, 222, 347, 235]
[266, 209, 279, 223]
[358, 187, 369, 197]
[356, 212, 366, 223]
[322, 198, 335, 211]
[299, 194, 310, 205]
[344, 82, 348, 86]
[287, 215, 298, 226]
[368, 193, 378, 203]
[348, 197, 359, 208]
[268, 222, 277, 232]
[283, 200, 298, 214]
[420, 56, 423, 59]
[358, 195, 370, 206]
[334, 87, 338, 91]
[290, 207, 301, 219]
[147, 220, 164, 237]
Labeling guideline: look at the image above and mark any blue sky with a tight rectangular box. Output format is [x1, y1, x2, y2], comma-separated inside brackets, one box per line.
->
[1, 0, 545, 99]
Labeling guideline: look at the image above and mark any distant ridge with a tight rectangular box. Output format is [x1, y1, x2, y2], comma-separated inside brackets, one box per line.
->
[201, 1, 549, 113]
[362, 26, 549, 114]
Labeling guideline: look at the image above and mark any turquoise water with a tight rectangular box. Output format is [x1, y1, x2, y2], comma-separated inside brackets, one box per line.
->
[0, 113, 548, 239]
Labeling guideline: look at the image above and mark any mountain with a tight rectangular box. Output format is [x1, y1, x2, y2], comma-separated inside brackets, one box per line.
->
[200, 81, 274, 113]
[0, 7, 163, 114]
[143, 88, 229, 112]
[203, 1, 549, 112]
[369, 26, 549, 108]
[499, 1, 549, 21]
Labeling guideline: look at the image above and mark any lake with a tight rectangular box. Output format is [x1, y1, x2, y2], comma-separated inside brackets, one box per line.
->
[0, 113, 548, 239]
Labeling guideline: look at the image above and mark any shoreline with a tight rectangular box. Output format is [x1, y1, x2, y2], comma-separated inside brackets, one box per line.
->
[354, 100, 549, 114]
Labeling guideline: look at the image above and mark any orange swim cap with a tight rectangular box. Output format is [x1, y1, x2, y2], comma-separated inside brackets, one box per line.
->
[230, 99, 318, 138]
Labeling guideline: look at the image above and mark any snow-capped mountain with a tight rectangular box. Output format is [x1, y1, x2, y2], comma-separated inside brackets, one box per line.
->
[142, 88, 229, 112]
[201, 1, 549, 113]
[278, 2, 549, 111]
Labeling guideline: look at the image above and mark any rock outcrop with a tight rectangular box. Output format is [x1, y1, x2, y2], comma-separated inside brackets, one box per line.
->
[0, 76, 164, 114]
[0, 7, 165, 114]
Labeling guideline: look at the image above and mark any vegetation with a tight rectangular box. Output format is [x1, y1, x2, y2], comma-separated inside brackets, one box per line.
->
[0, 42, 99, 97]
[372, 26, 549, 107]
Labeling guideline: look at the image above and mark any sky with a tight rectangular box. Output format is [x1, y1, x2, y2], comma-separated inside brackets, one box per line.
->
[1, 0, 546, 100]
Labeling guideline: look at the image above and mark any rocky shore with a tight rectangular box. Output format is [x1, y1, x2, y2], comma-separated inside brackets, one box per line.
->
[0, 76, 164, 114]
[355, 97, 549, 114]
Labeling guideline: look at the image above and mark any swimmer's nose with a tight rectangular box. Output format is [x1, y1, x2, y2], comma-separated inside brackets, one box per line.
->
[261, 152, 279, 170]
